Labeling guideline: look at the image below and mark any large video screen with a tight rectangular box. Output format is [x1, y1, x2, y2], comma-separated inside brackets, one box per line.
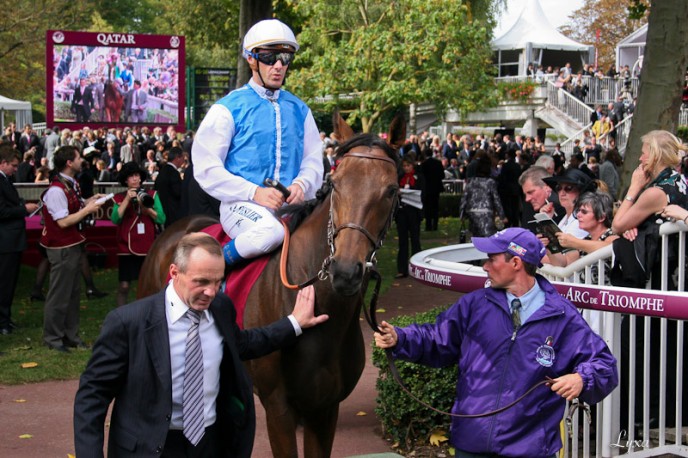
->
[46, 30, 185, 131]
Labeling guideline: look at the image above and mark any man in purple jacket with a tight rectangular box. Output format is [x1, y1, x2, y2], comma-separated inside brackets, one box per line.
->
[374, 228, 618, 458]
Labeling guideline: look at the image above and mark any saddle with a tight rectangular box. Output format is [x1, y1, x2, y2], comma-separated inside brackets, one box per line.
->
[201, 224, 270, 329]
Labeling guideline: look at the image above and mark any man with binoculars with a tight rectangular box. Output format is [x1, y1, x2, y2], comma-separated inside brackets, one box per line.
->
[112, 161, 166, 306]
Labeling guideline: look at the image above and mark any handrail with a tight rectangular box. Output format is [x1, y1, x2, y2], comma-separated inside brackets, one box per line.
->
[545, 81, 594, 127]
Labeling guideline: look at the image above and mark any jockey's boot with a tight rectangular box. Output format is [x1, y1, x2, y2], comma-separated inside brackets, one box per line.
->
[222, 239, 246, 268]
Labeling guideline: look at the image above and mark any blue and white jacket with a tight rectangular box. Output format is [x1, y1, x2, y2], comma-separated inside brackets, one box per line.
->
[193, 79, 323, 204]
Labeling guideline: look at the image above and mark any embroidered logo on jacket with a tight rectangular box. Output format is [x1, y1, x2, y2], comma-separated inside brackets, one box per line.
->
[536, 336, 555, 367]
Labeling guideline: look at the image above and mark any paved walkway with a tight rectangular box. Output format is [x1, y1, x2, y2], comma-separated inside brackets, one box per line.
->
[0, 277, 459, 457]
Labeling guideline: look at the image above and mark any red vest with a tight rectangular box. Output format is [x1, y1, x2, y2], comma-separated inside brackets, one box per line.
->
[40, 177, 85, 249]
[113, 190, 157, 255]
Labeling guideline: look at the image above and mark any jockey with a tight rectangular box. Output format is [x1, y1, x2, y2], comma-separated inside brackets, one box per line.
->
[192, 19, 323, 267]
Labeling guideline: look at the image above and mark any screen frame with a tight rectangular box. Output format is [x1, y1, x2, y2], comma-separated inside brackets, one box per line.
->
[46, 30, 185, 132]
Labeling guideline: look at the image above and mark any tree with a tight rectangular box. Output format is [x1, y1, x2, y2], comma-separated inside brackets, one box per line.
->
[237, 0, 273, 87]
[620, 0, 688, 188]
[287, 0, 498, 133]
[559, 0, 647, 72]
[150, 0, 240, 68]
[0, 0, 95, 116]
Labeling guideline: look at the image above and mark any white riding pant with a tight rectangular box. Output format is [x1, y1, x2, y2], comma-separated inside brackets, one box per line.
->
[219, 200, 285, 259]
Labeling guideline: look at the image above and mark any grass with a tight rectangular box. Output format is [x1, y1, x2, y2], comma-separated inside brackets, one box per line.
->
[0, 217, 463, 385]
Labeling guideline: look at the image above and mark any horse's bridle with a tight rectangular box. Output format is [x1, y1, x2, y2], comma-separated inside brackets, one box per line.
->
[279, 150, 399, 290]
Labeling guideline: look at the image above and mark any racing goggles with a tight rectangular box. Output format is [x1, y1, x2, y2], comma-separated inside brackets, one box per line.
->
[251, 50, 295, 66]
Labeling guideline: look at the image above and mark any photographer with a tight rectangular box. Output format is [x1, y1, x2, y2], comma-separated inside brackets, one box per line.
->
[112, 162, 165, 306]
[41, 146, 106, 352]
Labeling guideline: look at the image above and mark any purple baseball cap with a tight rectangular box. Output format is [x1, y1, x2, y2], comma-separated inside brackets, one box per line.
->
[472, 228, 546, 267]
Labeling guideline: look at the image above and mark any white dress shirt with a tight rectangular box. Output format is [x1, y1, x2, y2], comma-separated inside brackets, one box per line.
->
[166, 283, 223, 430]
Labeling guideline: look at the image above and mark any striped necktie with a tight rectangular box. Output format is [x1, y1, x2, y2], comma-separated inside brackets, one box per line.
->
[511, 298, 522, 330]
[183, 309, 205, 446]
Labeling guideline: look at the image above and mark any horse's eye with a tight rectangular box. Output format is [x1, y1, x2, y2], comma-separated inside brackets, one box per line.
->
[387, 187, 399, 198]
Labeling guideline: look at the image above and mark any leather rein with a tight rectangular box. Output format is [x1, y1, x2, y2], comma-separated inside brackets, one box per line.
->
[278, 150, 398, 291]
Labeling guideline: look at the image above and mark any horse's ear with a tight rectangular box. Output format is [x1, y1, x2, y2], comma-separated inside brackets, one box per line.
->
[332, 109, 355, 144]
[388, 110, 406, 149]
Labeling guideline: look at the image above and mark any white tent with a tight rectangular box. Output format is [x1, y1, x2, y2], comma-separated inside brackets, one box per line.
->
[492, 0, 593, 76]
[616, 24, 646, 77]
[0, 94, 33, 131]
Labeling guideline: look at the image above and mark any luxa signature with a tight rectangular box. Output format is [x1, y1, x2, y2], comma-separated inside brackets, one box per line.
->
[610, 430, 651, 449]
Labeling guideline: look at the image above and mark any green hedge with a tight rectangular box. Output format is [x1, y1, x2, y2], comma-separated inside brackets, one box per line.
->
[438, 193, 461, 217]
[677, 126, 688, 143]
[372, 305, 456, 452]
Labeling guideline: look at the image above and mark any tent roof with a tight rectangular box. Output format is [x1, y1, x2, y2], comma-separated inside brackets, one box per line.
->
[0, 95, 31, 111]
[492, 0, 589, 52]
[618, 23, 647, 46]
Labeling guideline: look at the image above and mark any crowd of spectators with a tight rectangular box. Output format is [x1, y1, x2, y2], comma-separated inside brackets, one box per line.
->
[1, 122, 194, 193]
[378, 123, 687, 290]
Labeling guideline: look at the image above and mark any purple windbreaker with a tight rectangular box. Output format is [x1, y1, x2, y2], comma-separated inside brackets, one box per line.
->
[393, 275, 618, 458]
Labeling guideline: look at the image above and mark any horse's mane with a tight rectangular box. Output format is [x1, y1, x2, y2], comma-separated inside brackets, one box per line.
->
[276, 133, 400, 233]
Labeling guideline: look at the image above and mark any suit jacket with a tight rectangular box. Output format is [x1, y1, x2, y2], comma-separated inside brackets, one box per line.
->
[0, 173, 28, 254]
[155, 163, 182, 226]
[126, 88, 148, 117]
[74, 290, 298, 458]
[73, 85, 94, 110]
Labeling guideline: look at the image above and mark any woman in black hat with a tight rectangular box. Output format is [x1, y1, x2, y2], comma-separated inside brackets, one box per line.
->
[111, 162, 165, 306]
[542, 168, 597, 239]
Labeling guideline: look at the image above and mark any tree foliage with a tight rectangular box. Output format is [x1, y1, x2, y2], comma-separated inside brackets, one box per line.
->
[150, 0, 240, 68]
[0, 0, 95, 117]
[559, 0, 648, 72]
[287, 0, 499, 133]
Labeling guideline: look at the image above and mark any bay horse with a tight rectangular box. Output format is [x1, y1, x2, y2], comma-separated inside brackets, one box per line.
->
[137, 113, 404, 457]
[103, 80, 124, 123]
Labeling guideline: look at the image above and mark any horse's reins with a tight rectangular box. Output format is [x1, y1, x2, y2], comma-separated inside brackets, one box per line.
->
[273, 151, 398, 290]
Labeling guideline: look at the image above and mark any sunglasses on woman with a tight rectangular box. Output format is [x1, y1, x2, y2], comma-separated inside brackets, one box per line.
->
[251, 51, 295, 66]
[555, 184, 577, 193]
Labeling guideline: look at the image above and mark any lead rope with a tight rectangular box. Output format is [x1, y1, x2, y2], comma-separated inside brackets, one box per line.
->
[364, 299, 573, 418]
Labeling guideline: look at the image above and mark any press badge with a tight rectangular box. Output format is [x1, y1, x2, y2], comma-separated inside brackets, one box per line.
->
[137, 223, 145, 234]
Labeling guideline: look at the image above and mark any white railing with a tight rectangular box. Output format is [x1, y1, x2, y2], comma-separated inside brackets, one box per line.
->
[442, 179, 464, 194]
[546, 81, 595, 127]
[560, 124, 594, 156]
[539, 222, 688, 458]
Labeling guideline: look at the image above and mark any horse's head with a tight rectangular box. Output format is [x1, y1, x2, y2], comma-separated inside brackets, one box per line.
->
[325, 114, 402, 296]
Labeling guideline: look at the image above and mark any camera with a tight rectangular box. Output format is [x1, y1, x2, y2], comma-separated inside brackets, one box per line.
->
[78, 214, 96, 231]
[135, 189, 155, 208]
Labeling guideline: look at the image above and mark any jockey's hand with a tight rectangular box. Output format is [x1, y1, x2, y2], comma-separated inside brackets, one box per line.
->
[253, 187, 285, 211]
[286, 183, 305, 205]
[548, 373, 584, 401]
[374, 321, 398, 349]
[291, 285, 328, 329]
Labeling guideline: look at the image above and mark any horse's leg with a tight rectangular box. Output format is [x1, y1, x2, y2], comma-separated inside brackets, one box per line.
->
[260, 388, 300, 458]
[302, 404, 339, 458]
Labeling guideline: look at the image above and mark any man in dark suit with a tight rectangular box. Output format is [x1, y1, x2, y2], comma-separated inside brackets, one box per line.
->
[0, 142, 39, 334]
[74, 233, 327, 457]
[72, 77, 95, 123]
[18, 124, 41, 156]
[155, 146, 184, 227]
